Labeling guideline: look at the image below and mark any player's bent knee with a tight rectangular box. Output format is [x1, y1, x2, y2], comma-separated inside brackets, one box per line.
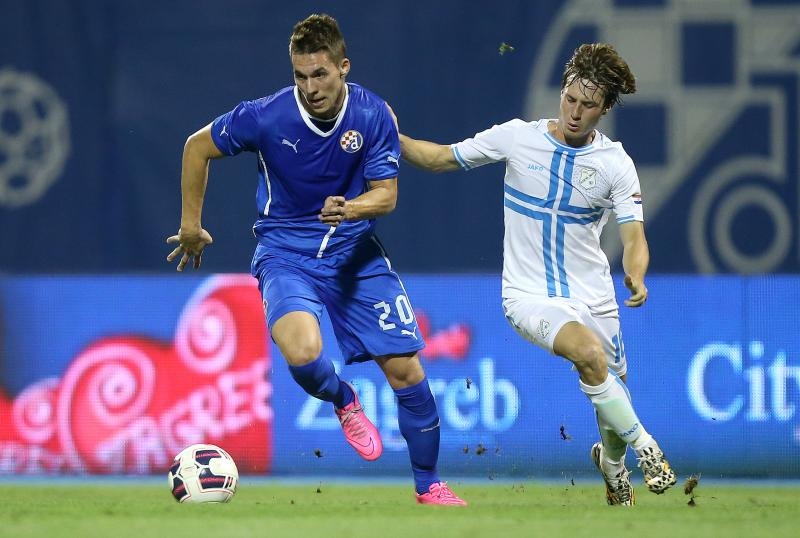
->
[271, 311, 323, 365]
[376, 353, 425, 388]
[570, 343, 606, 373]
[278, 339, 322, 365]
[272, 327, 322, 365]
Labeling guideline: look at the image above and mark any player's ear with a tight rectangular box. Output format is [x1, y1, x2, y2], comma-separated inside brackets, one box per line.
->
[339, 58, 350, 78]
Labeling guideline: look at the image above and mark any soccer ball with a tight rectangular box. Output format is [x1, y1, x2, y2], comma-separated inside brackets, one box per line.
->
[168, 444, 239, 503]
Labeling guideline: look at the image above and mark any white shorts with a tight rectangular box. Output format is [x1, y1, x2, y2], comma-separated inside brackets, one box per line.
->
[502, 296, 628, 377]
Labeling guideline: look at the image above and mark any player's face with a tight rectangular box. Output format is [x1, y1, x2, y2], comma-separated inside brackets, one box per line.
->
[557, 77, 607, 147]
[292, 51, 349, 120]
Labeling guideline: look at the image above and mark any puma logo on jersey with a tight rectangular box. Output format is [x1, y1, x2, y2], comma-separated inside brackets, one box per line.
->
[387, 155, 399, 164]
[281, 138, 300, 153]
[401, 328, 418, 339]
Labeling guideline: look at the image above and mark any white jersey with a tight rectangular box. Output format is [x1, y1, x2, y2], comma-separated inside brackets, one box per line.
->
[452, 119, 643, 314]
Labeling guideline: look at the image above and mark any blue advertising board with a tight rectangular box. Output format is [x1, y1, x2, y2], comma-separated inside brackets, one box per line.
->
[0, 274, 798, 478]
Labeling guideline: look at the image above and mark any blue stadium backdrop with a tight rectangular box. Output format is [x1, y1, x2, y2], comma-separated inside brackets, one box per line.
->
[1, 0, 799, 274]
[1, 0, 799, 479]
[0, 274, 798, 478]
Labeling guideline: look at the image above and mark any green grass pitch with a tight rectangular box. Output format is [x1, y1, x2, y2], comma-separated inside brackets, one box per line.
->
[0, 480, 797, 537]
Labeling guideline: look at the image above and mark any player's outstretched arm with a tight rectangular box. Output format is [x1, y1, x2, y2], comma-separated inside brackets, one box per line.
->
[619, 221, 650, 307]
[319, 178, 398, 227]
[166, 124, 224, 271]
[399, 134, 460, 173]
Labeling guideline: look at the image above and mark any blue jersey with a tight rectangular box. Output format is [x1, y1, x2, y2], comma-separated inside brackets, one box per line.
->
[210, 83, 400, 257]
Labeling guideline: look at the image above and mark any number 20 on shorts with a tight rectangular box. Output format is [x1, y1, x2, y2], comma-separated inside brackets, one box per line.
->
[373, 295, 414, 330]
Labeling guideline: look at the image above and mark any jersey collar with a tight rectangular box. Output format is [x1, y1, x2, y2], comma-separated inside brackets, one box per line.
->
[543, 119, 597, 153]
[293, 84, 350, 137]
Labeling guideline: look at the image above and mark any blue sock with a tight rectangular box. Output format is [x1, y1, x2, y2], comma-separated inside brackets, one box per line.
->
[288, 355, 354, 409]
[395, 378, 441, 494]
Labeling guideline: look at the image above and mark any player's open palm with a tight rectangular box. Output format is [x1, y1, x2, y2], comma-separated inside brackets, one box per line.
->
[623, 274, 648, 307]
[166, 228, 213, 271]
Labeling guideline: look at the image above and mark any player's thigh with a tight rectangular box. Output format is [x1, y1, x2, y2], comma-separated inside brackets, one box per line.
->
[502, 296, 583, 354]
[503, 296, 627, 376]
[271, 311, 323, 364]
[324, 251, 424, 364]
[552, 320, 605, 363]
[583, 313, 627, 377]
[254, 250, 325, 358]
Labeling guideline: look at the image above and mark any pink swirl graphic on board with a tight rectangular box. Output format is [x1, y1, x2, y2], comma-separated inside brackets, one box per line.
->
[175, 297, 236, 374]
[57, 343, 156, 472]
[12, 378, 59, 444]
[0, 275, 272, 475]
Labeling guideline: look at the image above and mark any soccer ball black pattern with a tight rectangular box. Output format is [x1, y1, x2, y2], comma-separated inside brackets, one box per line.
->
[168, 444, 239, 503]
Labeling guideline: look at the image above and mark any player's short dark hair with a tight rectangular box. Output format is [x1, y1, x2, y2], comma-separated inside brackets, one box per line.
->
[561, 43, 636, 110]
[289, 14, 347, 64]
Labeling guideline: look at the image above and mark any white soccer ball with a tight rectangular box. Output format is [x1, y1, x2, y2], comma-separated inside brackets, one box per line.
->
[168, 444, 239, 503]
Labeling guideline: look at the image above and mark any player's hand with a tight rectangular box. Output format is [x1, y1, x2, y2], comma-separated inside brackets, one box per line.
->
[319, 196, 347, 227]
[166, 227, 213, 272]
[623, 274, 648, 307]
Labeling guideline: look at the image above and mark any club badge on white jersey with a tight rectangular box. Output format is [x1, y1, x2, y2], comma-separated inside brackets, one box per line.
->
[578, 167, 597, 189]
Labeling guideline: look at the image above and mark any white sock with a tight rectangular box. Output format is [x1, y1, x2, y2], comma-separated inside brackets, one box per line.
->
[580, 373, 652, 450]
[599, 446, 625, 476]
[597, 418, 627, 471]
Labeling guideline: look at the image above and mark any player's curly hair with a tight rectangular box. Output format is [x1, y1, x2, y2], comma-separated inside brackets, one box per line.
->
[561, 43, 636, 110]
[289, 14, 347, 64]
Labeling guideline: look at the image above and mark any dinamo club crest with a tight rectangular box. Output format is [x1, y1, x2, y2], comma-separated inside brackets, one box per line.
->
[340, 130, 363, 153]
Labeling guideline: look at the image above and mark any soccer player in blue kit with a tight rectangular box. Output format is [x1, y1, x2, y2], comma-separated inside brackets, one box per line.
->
[166, 14, 466, 506]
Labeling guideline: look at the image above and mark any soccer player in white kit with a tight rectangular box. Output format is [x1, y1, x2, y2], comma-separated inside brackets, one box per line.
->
[398, 43, 676, 505]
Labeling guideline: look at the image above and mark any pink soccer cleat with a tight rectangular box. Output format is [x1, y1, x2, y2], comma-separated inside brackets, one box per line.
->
[335, 382, 383, 461]
[416, 482, 468, 506]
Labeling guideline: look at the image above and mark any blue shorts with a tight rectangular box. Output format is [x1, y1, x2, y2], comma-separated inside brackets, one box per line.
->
[250, 237, 425, 364]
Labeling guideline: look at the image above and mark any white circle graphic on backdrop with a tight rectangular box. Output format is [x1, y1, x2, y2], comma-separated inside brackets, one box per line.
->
[0, 68, 70, 207]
